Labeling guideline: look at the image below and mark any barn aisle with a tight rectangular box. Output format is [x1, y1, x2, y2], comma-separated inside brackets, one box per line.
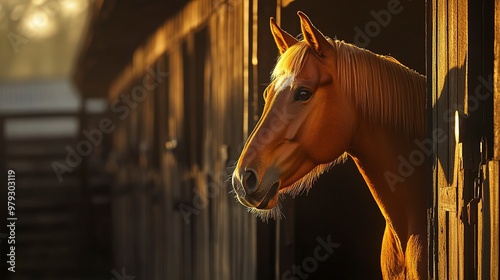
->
[0, 1, 111, 279]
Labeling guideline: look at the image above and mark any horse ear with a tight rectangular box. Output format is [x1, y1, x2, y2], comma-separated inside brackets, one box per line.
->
[270, 17, 298, 54]
[297, 11, 329, 56]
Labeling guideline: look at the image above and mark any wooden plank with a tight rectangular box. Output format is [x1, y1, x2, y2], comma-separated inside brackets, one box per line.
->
[456, 2, 469, 275]
[436, 0, 451, 278]
[218, 10, 227, 273]
[448, 211, 459, 279]
[478, 173, 484, 280]
[439, 186, 457, 212]
[488, 161, 499, 280]
[227, 7, 238, 280]
[151, 200, 164, 280]
[166, 43, 184, 280]
[207, 12, 220, 280]
[153, 51, 168, 280]
[491, 1, 500, 277]
[448, 1, 463, 278]
[438, 210, 449, 280]
[495, 0, 500, 161]
[210, 10, 224, 280]
[427, 0, 438, 277]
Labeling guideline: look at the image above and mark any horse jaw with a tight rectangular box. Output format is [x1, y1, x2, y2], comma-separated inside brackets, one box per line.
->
[237, 152, 348, 222]
[281, 153, 348, 197]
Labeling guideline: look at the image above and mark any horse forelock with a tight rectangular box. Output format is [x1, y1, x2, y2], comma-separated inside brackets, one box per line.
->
[275, 74, 295, 93]
[271, 41, 310, 83]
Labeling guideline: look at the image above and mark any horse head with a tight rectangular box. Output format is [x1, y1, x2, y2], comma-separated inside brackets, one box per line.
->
[232, 12, 356, 219]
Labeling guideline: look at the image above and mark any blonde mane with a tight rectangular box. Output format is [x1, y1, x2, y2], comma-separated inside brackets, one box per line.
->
[272, 39, 426, 139]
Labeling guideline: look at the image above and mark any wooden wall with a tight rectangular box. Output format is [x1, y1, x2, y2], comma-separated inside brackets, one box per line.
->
[428, 0, 499, 279]
[108, 1, 259, 279]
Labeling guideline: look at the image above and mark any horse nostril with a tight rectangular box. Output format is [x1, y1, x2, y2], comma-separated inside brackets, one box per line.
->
[242, 169, 258, 194]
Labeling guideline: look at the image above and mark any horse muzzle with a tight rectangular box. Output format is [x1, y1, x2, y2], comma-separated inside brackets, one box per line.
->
[232, 168, 280, 209]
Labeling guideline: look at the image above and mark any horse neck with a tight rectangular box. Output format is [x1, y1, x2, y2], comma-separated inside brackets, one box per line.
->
[346, 123, 428, 239]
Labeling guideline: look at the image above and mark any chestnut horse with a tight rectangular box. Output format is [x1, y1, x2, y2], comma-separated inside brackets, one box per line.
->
[232, 12, 427, 279]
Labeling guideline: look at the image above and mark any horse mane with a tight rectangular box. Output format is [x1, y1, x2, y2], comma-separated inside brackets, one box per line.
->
[257, 39, 426, 221]
[271, 39, 426, 140]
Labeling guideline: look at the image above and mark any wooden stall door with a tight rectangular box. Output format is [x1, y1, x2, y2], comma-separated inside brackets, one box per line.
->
[428, 0, 468, 278]
[157, 3, 258, 280]
[429, 0, 498, 279]
[162, 44, 187, 279]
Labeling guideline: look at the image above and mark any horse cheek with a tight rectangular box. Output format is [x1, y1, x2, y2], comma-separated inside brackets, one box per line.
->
[317, 111, 352, 163]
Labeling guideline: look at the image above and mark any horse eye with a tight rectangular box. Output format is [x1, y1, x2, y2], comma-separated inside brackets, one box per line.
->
[294, 88, 312, 102]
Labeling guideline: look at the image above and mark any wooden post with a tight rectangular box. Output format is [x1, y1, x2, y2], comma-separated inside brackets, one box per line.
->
[489, 1, 500, 278]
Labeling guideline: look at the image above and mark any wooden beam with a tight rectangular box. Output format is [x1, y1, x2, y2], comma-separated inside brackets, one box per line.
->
[491, 2, 500, 277]
[495, 0, 500, 161]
